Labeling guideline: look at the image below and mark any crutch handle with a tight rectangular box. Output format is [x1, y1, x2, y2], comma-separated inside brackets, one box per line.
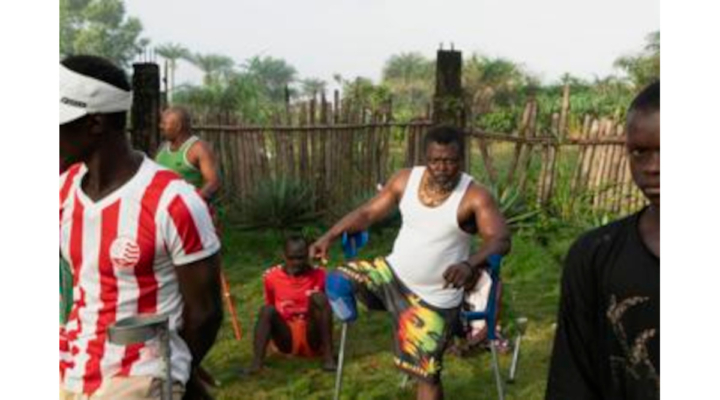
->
[341, 231, 369, 259]
[326, 271, 358, 323]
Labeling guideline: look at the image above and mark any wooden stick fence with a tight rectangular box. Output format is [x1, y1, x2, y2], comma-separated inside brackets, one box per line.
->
[187, 90, 644, 223]
[132, 50, 645, 223]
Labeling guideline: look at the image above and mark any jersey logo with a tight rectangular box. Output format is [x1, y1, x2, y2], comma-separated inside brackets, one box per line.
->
[110, 237, 141, 269]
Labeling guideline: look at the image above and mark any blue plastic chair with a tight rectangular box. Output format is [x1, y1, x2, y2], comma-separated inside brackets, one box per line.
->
[461, 254, 505, 400]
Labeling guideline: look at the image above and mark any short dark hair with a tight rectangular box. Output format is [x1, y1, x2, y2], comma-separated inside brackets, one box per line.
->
[424, 125, 465, 156]
[61, 55, 131, 130]
[284, 234, 308, 250]
[628, 80, 660, 116]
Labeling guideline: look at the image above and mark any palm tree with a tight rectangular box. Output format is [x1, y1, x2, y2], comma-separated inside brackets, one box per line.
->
[188, 53, 235, 86]
[382, 52, 433, 85]
[155, 43, 190, 104]
[242, 55, 298, 103]
[343, 77, 391, 113]
[645, 31, 660, 53]
[300, 78, 327, 101]
[332, 73, 344, 86]
[381, 52, 434, 117]
[560, 72, 589, 88]
[613, 31, 660, 89]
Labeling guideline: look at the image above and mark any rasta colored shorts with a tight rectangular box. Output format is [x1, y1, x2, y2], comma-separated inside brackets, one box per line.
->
[338, 257, 459, 383]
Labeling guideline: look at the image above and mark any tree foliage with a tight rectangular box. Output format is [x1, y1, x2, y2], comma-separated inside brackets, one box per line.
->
[243, 56, 298, 103]
[155, 43, 191, 103]
[613, 31, 660, 89]
[60, 0, 148, 68]
[381, 52, 434, 119]
[463, 53, 530, 117]
[187, 53, 236, 86]
[337, 76, 392, 118]
[135, 24, 659, 132]
[173, 73, 273, 124]
[300, 78, 327, 101]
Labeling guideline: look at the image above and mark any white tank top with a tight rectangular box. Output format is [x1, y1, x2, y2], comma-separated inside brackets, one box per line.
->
[386, 166, 473, 308]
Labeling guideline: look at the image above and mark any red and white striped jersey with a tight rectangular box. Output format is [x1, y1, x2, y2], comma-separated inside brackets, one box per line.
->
[59, 157, 221, 396]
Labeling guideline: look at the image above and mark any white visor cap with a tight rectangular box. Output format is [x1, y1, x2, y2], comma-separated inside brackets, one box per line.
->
[60, 64, 133, 125]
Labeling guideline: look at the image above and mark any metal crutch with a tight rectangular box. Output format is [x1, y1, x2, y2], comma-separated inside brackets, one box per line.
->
[108, 314, 173, 400]
[327, 231, 367, 400]
[462, 254, 505, 400]
[507, 317, 528, 383]
[328, 272, 355, 400]
[334, 320, 350, 400]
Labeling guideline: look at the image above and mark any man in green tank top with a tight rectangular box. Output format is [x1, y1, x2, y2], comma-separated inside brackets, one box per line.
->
[156, 106, 227, 390]
[156, 106, 220, 201]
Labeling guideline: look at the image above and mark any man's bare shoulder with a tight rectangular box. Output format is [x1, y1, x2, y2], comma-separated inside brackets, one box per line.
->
[386, 168, 413, 194]
[463, 181, 497, 208]
[190, 138, 214, 155]
[186, 138, 216, 164]
[392, 168, 413, 183]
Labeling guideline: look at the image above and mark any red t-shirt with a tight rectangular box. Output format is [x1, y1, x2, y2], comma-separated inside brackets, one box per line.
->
[263, 265, 326, 320]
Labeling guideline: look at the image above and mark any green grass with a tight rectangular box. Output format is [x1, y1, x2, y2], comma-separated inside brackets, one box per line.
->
[202, 225, 583, 399]
[205, 131, 620, 399]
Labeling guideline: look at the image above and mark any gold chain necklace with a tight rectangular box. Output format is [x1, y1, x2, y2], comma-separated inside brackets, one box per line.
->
[419, 174, 455, 207]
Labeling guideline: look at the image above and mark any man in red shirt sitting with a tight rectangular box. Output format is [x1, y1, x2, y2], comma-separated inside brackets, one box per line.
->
[248, 235, 337, 372]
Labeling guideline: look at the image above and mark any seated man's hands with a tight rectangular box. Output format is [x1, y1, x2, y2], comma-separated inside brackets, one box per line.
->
[443, 262, 480, 291]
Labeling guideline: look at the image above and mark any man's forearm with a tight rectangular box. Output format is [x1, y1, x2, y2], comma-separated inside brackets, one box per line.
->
[466, 237, 511, 269]
[199, 181, 220, 200]
[180, 303, 223, 368]
[322, 208, 372, 243]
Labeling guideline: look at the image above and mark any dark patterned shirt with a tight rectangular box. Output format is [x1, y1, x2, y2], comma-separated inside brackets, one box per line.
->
[546, 210, 659, 400]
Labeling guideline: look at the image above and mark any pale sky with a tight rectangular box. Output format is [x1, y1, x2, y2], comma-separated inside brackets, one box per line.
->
[125, 0, 659, 88]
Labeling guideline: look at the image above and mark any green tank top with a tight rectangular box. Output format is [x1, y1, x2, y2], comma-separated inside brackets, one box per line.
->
[155, 135, 205, 189]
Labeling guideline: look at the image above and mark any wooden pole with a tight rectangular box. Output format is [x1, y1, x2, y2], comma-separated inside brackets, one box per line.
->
[300, 102, 309, 183]
[559, 84, 571, 138]
[518, 100, 538, 195]
[580, 118, 601, 198]
[591, 119, 613, 210]
[570, 114, 593, 199]
[131, 62, 161, 155]
[432, 49, 465, 127]
[505, 101, 533, 187]
[543, 112, 563, 205]
[604, 124, 625, 212]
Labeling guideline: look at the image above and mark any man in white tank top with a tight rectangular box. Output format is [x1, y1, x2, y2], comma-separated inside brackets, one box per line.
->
[311, 126, 510, 400]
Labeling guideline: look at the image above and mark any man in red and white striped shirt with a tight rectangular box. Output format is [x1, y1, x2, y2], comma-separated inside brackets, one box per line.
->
[60, 55, 223, 399]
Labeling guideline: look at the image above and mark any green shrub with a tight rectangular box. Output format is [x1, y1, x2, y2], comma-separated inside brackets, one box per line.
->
[486, 181, 540, 231]
[325, 188, 401, 233]
[239, 177, 319, 231]
[476, 108, 519, 132]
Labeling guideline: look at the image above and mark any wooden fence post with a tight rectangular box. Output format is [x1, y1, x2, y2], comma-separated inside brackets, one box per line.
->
[504, 101, 533, 187]
[433, 49, 465, 126]
[518, 98, 538, 195]
[131, 62, 161, 155]
[432, 48, 469, 169]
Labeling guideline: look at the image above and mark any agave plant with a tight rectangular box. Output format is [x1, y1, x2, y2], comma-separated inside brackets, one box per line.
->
[239, 178, 320, 231]
[325, 188, 401, 233]
[487, 182, 540, 230]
